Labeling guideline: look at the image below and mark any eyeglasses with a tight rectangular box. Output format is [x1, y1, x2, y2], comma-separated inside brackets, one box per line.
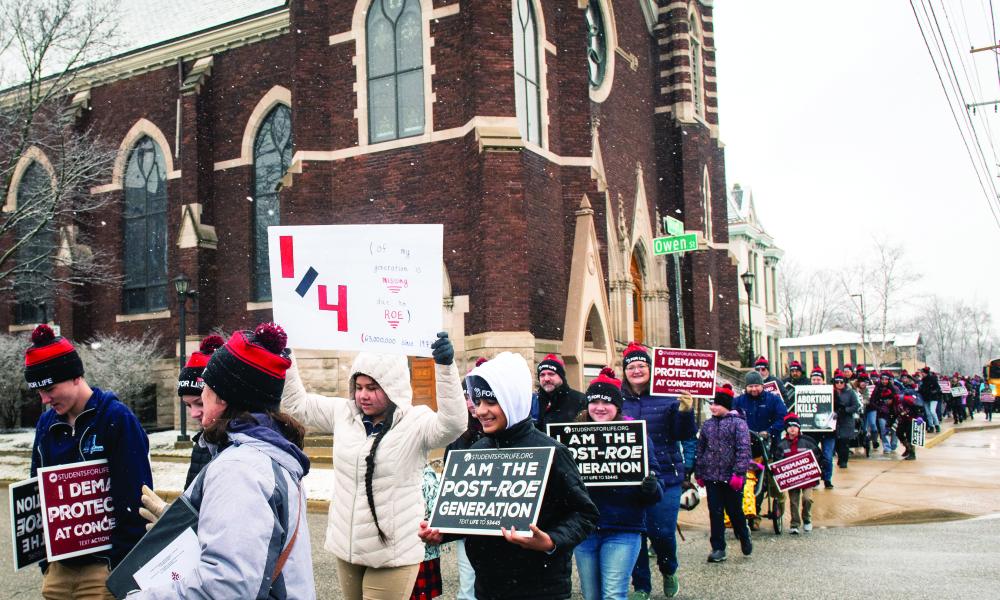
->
[625, 364, 648, 373]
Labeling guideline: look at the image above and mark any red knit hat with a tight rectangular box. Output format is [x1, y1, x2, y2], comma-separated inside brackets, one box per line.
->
[754, 356, 769, 369]
[537, 353, 566, 380]
[202, 323, 292, 411]
[177, 335, 225, 397]
[832, 369, 846, 383]
[586, 367, 623, 410]
[789, 360, 803, 372]
[24, 325, 84, 389]
[712, 386, 734, 409]
[623, 342, 651, 367]
[810, 366, 825, 380]
[784, 412, 802, 430]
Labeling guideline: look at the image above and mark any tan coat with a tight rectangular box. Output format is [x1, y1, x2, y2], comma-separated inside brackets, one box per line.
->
[281, 353, 466, 568]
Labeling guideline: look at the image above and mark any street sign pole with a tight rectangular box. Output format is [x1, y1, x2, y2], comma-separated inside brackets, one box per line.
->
[673, 253, 686, 349]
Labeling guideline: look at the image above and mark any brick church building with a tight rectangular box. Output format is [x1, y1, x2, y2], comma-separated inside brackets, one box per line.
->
[3, 0, 739, 420]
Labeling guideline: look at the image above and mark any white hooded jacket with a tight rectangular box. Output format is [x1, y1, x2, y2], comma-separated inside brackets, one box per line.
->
[280, 353, 466, 568]
[465, 351, 533, 427]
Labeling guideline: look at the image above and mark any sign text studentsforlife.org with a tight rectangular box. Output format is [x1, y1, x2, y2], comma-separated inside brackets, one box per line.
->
[37, 459, 114, 562]
[769, 450, 822, 492]
[268, 224, 443, 356]
[429, 447, 554, 537]
[792, 385, 835, 432]
[546, 421, 648, 486]
[8, 478, 45, 570]
[912, 421, 926, 447]
[650, 348, 718, 398]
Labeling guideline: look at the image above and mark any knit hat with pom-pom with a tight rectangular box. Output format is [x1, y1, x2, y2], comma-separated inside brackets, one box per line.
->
[177, 334, 225, 397]
[586, 367, 623, 411]
[24, 325, 84, 389]
[623, 342, 651, 367]
[536, 353, 566, 381]
[203, 323, 292, 411]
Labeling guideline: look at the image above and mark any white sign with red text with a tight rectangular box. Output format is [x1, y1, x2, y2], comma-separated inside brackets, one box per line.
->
[268, 225, 443, 355]
[650, 348, 718, 398]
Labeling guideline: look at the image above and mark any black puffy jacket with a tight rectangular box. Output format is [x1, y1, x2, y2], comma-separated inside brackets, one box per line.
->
[464, 418, 599, 600]
[533, 384, 587, 432]
[184, 431, 212, 489]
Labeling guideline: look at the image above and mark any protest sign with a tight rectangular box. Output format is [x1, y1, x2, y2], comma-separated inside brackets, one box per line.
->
[546, 421, 648, 486]
[952, 385, 968, 397]
[650, 348, 718, 398]
[792, 385, 835, 431]
[982, 391, 995, 404]
[912, 421, 926, 447]
[268, 224, 443, 356]
[939, 380, 952, 394]
[763, 380, 780, 395]
[769, 450, 822, 492]
[37, 460, 114, 562]
[429, 447, 553, 536]
[8, 478, 45, 570]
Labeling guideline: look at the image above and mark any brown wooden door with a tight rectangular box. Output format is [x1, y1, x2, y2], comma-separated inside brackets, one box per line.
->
[409, 357, 437, 410]
[630, 255, 645, 342]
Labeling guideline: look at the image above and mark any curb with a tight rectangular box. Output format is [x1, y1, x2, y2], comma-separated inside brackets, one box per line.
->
[924, 428, 955, 449]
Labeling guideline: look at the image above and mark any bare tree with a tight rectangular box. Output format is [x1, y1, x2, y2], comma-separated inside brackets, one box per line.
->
[0, 0, 122, 318]
[778, 259, 848, 338]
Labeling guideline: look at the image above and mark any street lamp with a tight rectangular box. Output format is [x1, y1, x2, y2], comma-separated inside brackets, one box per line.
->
[741, 271, 756, 367]
[850, 293, 866, 364]
[173, 274, 198, 443]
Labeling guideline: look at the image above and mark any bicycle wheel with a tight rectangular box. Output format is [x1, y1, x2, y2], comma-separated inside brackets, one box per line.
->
[771, 493, 783, 535]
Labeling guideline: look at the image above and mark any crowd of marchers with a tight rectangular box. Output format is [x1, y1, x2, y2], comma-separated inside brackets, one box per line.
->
[19, 322, 994, 600]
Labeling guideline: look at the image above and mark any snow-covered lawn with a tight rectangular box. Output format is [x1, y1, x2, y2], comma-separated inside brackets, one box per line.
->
[0, 429, 336, 501]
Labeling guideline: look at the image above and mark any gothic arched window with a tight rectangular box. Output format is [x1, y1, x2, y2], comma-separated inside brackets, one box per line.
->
[367, 0, 425, 143]
[252, 104, 293, 301]
[513, 0, 541, 145]
[123, 136, 168, 314]
[14, 162, 54, 324]
[586, 0, 608, 89]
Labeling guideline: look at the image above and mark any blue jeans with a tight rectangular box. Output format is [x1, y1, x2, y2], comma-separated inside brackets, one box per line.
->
[455, 539, 476, 599]
[926, 401, 940, 429]
[631, 483, 681, 592]
[575, 531, 642, 600]
[865, 410, 881, 443]
[820, 436, 835, 481]
[878, 417, 897, 450]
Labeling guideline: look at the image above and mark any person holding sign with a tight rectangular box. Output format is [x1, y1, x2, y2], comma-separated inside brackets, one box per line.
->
[572, 368, 663, 600]
[419, 352, 599, 600]
[619, 342, 695, 600]
[775, 414, 821, 534]
[532, 354, 587, 432]
[753, 356, 787, 406]
[25, 325, 153, 600]
[280, 332, 466, 600]
[693, 386, 753, 563]
[895, 392, 924, 461]
[733, 369, 786, 514]
[130, 323, 314, 599]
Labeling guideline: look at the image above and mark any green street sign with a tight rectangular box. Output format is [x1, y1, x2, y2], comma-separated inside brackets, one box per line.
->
[652, 233, 698, 255]
[664, 216, 684, 236]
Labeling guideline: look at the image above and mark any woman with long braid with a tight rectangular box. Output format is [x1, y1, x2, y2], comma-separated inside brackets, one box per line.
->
[280, 332, 466, 600]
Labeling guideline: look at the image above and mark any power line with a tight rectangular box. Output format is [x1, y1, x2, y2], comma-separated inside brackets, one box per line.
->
[910, 0, 1000, 228]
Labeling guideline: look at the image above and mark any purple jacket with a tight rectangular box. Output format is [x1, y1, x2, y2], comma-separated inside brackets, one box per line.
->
[694, 411, 751, 483]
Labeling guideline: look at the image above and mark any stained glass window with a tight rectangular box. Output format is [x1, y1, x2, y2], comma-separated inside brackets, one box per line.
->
[586, 0, 607, 89]
[367, 0, 424, 143]
[252, 104, 293, 301]
[123, 136, 168, 314]
[14, 162, 54, 325]
[514, 0, 541, 145]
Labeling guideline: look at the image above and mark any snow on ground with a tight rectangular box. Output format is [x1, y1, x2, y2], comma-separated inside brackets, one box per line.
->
[0, 429, 336, 501]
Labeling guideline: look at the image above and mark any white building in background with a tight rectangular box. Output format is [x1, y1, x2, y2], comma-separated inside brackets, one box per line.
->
[728, 184, 785, 373]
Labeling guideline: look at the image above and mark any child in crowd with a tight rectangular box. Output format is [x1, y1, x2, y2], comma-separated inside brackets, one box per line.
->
[411, 465, 443, 600]
[694, 386, 752, 563]
[418, 352, 598, 600]
[776, 413, 821, 534]
[572, 368, 662, 600]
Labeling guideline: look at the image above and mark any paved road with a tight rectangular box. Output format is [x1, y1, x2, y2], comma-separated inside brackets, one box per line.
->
[1, 490, 997, 599]
[1, 427, 997, 598]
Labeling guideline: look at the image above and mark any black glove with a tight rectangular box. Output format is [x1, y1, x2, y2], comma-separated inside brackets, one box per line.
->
[431, 331, 454, 366]
[640, 474, 659, 497]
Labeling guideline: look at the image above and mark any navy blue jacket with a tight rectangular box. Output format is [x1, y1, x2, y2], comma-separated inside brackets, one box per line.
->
[587, 435, 662, 534]
[621, 385, 696, 487]
[30, 387, 153, 569]
[733, 390, 787, 439]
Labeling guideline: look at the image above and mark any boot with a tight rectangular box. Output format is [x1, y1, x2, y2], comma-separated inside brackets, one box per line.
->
[905, 448, 916, 460]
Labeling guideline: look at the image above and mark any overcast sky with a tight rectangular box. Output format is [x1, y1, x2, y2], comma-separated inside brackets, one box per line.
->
[714, 1, 1000, 326]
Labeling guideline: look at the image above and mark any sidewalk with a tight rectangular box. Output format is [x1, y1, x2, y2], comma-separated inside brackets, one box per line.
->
[678, 419, 1000, 530]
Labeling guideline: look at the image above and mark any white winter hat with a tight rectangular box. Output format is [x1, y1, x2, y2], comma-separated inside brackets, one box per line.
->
[349, 352, 413, 409]
[466, 352, 533, 428]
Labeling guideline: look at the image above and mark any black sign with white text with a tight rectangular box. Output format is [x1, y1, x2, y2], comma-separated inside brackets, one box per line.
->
[8, 478, 45, 571]
[547, 421, 649, 486]
[429, 447, 554, 537]
[793, 385, 835, 432]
